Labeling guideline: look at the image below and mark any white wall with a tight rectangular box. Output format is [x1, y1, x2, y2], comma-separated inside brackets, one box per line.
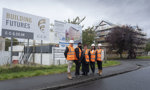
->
[33, 53, 53, 65]
[32, 53, 66, 65]
[8, 45, 24, 52]
[148, 51, 150, 56]
[0, 51, 11, 65]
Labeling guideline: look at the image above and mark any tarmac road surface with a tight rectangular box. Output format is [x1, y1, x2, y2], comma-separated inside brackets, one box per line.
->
[60, 61, 150, 90]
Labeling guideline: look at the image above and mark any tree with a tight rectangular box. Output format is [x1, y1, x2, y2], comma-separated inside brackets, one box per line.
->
[145, 43, 150, 52]
[106, 25, 145, 59]
[106, 26, 126, 58]
[82, 26, 95, 47]
[65, 16, 86, 28]
[5, 38, 19, 51]
[145, 38, 150, 52]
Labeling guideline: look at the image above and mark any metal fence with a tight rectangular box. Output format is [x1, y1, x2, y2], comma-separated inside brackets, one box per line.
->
[0, 38, 68, 66]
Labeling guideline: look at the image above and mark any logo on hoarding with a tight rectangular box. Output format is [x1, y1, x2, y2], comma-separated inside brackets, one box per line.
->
[38, 19, 46, 33]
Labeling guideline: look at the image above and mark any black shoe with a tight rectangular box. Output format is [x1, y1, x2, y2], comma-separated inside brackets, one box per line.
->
[85, 72, 88, 76]
[82, 73, 85, 75]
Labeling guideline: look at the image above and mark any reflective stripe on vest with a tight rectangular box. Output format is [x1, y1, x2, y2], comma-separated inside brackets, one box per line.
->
[75, 47, 81, 60]
[97, 49, 102, 61]
[90, 50, 96, 62]
[85, 49, 89, 62]
[67, 46, 75, 60]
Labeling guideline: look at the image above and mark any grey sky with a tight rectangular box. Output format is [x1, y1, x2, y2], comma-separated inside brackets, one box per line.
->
[0, 0, 149, 37]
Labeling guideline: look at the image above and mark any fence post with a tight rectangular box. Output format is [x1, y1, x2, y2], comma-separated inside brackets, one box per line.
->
[33, 40, 35, 64]
[27, 39, 29, 64]
[53, 47, 55, 65]
[10, 37, 13, 66]
[40, 40, 43, 65]
[58, 60, 60, 65]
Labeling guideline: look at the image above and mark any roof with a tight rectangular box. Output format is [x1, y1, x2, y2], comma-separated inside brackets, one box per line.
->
[95, 20, 117, 30]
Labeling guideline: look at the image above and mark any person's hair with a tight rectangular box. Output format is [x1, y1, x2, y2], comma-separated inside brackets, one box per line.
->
[91, 46, 96, 50]
[84, 44, 87, 47]
[78, 42, 82, 45]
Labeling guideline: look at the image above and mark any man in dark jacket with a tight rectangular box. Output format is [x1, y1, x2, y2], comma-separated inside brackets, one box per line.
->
[74, 42, 82, 77]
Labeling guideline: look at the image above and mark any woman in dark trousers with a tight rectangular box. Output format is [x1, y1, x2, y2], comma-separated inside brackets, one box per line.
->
[81, 44, 90, 76]
[96, 43, 104, 75]
[89, 44, 96, 74]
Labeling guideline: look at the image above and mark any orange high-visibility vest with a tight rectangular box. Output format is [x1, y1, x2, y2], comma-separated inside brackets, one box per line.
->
[67, 45, 75, 60]
[90, 50, 96, 62]
[75, 47, 81, 60]
[96, 49, 102, 61]
[85, 49, 89, 62]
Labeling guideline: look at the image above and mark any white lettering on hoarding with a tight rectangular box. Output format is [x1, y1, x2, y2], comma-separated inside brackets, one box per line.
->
[1, 8, 50, 41]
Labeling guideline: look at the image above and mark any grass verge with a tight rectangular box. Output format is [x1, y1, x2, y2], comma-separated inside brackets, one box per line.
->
[136, 56, 150, 59]
[0, 60, 120, 80]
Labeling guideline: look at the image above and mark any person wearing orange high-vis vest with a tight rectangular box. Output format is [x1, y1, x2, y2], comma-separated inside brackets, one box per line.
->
[81, 44, 90, 76]
[89, 44, 96, 74]
[74, 42, 82, 77]
[96, 43, 104, 76]
[64, 40, 75, 80]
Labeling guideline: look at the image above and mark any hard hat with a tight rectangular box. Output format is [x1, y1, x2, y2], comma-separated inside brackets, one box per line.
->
[98, 43, 102, 46]
[69, 40, 74, 43]
[91, 44, 95, 46]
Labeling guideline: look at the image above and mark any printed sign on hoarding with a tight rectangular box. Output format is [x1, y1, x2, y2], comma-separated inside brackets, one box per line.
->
[65, 23, 82, 43]
[54, 20, 66, 42]
[54, 20, 82, 48]
[1, 8, 50, 41]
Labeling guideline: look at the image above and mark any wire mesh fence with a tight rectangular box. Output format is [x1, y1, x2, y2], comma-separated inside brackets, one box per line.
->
[0, 38, 67, 66]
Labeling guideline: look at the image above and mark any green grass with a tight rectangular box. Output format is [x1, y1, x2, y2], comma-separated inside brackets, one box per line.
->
[136, 56, 150, 59]
[0, 61, 120, 80]
[102, 60, 120, 67]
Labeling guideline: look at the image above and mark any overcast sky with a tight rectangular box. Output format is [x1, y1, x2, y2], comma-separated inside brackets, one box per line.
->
[0, 0, 149, 37]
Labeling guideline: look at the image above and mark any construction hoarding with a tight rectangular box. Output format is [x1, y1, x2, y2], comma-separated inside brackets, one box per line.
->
[1, 8, 50, 41]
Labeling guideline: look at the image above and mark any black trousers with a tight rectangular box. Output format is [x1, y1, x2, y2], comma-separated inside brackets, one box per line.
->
[97, 61, 102, 70]
[82, 62, 89, 75]
[74, 60, 81, 75]
[90, 62, 95, 73]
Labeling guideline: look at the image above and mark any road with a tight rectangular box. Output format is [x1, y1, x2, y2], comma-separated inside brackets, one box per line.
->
[60, 60, 150, 90]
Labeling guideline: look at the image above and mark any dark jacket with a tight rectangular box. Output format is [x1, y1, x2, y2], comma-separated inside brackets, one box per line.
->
[95, 51, 97, 61]
[64, 47, 69, 58]
[81, 50, 90, 63]
[75, 47, 82, 61]
[64, 47, 81, 60]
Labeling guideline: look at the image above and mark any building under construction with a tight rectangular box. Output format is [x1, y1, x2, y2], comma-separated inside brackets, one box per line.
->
[95, 20, 146, 58]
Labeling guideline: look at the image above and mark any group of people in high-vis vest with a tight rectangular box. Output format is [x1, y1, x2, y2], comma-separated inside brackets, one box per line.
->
[64, 40, 104, 80]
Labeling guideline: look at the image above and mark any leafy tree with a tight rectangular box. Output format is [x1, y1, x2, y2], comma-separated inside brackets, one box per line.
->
[5, 38, 19, 51]
[65, 16, 86, 28]
[106, 25, 145, 59]
[106, 26, 126, 58]
[145, 43, 150, 52]
[82, 26, 95, 47]
[147, 38, 150, 43]
[145, 38, 150, 52]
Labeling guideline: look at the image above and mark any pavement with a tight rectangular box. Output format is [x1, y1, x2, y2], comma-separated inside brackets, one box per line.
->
[0, 59, 149, 90]
[60, 59, 150, 90]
